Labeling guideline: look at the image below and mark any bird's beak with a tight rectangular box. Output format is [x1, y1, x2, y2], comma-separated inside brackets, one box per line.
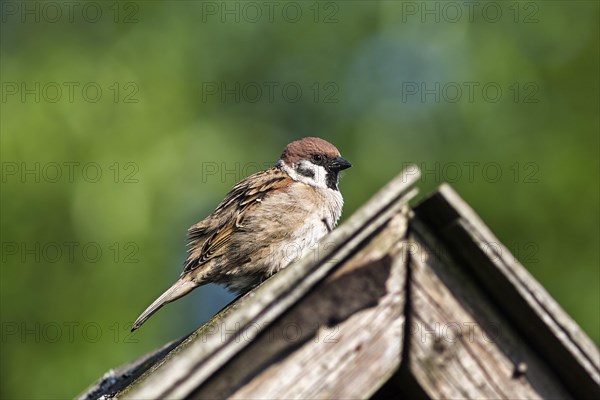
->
[330, 156, 352, 171]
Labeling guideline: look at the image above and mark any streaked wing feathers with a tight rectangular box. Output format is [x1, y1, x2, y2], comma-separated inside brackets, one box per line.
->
[182, 167, 291, 274]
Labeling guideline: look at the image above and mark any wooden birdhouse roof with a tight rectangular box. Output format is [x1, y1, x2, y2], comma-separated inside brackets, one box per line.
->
[79, 168, 600, 399]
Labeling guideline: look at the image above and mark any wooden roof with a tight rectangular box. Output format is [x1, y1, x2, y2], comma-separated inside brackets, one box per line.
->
[79, 168, 600, 399]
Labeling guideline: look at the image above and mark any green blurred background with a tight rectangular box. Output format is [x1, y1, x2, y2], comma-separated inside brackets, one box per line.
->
[1, 1, 598, 398]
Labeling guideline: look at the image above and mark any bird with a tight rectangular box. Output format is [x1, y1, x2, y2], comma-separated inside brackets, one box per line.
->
[131, 137, 352, 331]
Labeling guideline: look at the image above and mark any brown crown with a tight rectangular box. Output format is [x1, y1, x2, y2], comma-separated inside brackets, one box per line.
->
[280, 137, 341, 165]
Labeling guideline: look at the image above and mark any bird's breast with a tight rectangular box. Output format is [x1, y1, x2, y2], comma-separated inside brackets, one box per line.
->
[262, 184, 343, 274]
[219, 182, 345, 285]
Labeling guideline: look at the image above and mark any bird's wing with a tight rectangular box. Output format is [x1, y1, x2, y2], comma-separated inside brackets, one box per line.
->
[182, 167, 292, 275]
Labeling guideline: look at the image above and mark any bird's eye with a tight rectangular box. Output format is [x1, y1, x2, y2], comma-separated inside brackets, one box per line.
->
[312, 154, 323, 163]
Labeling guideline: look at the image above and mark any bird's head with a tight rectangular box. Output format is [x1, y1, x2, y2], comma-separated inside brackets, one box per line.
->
[279, 137, 351, 191]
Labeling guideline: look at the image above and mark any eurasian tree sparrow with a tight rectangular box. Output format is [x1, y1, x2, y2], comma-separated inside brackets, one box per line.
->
[132, 137, 351, 331]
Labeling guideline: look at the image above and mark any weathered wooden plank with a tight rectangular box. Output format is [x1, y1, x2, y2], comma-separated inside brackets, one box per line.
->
[412, 183, 600, 399]
[117, 168, 420, 399]
[77, 337, 186, 400]
[193, 213, 408, 399]
[406, 226, 571, 399]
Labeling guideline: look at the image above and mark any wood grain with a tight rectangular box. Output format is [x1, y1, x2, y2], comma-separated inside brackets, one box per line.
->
[413, 184, 600, 399]
[406, 226, 571, 399]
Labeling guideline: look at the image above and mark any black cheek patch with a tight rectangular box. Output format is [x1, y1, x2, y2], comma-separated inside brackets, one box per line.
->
[297, 165, 315, 179]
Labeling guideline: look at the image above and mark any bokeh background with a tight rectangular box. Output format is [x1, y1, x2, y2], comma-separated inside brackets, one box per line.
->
[1, 1, 598, 398]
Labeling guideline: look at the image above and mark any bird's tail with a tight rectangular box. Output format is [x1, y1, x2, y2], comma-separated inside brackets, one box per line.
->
[131, 279, 196, 331]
